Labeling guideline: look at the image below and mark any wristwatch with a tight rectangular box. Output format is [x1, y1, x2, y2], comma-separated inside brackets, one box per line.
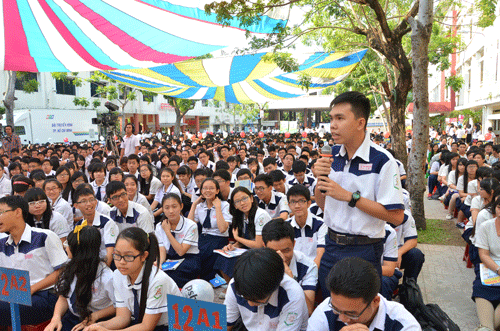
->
[348, 191, 361, 208]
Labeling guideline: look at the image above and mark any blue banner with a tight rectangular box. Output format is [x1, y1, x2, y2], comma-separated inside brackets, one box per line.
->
[167, 294, 226, 331]
[0, 267, 31, 306]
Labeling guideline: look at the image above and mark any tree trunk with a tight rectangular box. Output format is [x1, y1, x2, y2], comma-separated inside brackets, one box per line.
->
[3, 71, 16, 127]
[408, 0, 433, 230]
[174, 108, 182, 137]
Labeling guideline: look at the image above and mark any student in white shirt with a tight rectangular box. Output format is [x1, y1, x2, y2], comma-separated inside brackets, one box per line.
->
[86, 228, 180, 331]
[225, 248, 308, 331]
[45, 226, 115, 331]
[151, 168, 182, 219]
[124, 175, 154, 218]
[0, 163, 12, 198]
[90, 163, 108, 202]
[43, 178, 74, 229]
[139, 164, 162, 202]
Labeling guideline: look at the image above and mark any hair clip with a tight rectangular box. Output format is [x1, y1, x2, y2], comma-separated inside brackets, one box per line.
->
[73, 220, 87, 244]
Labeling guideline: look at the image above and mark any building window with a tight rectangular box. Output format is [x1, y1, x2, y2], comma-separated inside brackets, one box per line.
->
[119, 87, 132, 100]
[55, 78, 76, 96]
[15, 73, 38, 91]
[467, 69, 472, 90]
[143, 93, 155, 102]
[90, 82, 106, 98]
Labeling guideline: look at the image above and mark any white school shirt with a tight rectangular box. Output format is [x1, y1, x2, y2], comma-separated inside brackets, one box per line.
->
[475, 219, 500, 261]
[155, 216, 199, 255]
[51, 195, 74, 230]
[225, 274, 308, 331]
[114, 265, 181, 326]
[133, 192, 154, 217]
[307, 295, 420, 331]
[465, 179, 478, 206]
[110, 201, 154, 233]
[324, 132, 404, 238]
[67, 263, 114, 317]
[287, 212, 327, 262]
[199, 160, 216, 171]
[393, 210, 418, 248]
[470, 196, 484, 212]
[147, 176, 163, 196]
[120, 134, 140, 157]
[383, 224, 399, 264]
[250, 207, 272, 236]
[193, 201, 232, 237]
[290, 250, 318, 292]
[180, 177, 196, 196]
[154, 183, 182, 203]
[32, 211, 71, 239]
[255, 191, 290, 219]
[470, 212, 494, 245]
[44, 170, 56, 177]
[287, 175, 316, 197]
[438, 164, 449, 179]
[76, 212, 119, 259]
[91, 179, 108, 201]
[0, 175, 11, 197]
[0, 224, 68, 288]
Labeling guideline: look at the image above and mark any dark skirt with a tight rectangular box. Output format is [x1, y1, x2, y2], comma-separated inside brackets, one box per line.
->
[164, 253, 201, 288]
[472, 270, 500, 302]
[214, 255, 238, 279]
[198, 234, 228, 281]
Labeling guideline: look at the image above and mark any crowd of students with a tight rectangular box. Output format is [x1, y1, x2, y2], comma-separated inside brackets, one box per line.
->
[0, 92, 431, 331]
[427, 135, 500, 331]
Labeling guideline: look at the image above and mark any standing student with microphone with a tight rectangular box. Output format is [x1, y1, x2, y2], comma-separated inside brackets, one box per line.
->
[314, 91, 405, 297]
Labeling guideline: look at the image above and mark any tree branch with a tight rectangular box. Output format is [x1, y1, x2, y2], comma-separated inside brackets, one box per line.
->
[363, 0, 394, 41]
[393, 0, 419, 39]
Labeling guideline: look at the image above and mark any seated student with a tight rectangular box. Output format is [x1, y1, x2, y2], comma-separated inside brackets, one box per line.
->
[28, 157, 43, 176]
[126, 154, 141, 179]
[124, 174, 154, 217]
[73, 183, 111, 219]
[108, 167, 124, 182]
[107, 181, 154, 233]
[90, 163, 108, 202]
[42, 159, 56, 177]
[235, 168, 255, 192]
[0, 159, 11, 197]
[263, 157, 278, 174]
[155, 193, 200, 288]
[213, 169, 233, 202]
[73, 186, 119, 266]
[254, 174, 290, 219]
[188, 178, 232, 281]
[44, 178, 74, 229]
[139, 164, 162, 202]
[8, 161, 22, 178]
[190, 168, 209, 203]
[151, 168, 183, 219]
[45, 226, 115, 331]
[262, 219, 318, 316]
[86, 228, 180, 331]
[0, 196, 68, 327]
[225, 248, 309, 331]
[285, 185, 327, 267]
[288, 161, 317, 198]
[198, 150, 216, 171]
[177, 166, 195, 199]
[25, 187, 71, 242]
[392, 210, 425, 283]
[279, 153, 294, 177]
[270, 169, 289, 195]
[380, 224, 400, 301]
[307, 257, 420, 331]
[215, 187, 270, 280]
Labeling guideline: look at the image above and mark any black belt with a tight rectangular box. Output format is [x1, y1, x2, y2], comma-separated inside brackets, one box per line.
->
[328, 228, 383, 246]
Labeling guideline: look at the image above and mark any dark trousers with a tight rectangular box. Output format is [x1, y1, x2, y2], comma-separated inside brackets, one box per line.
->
[198, 234, 228, 281]
[428, 175, 440, 195]
[400, 248, 425, 281]
[381, 269, 403, 300]
[318, 234, 384, 298]
[0, 289, 57, 326]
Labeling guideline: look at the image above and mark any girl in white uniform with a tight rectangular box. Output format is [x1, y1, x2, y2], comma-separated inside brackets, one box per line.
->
[151, 168, 182, 219]
[124, 175, 154, 217]
[85, 227, 180, 331]
[139, 164, 162, 202]
[44, 226, 114, 331]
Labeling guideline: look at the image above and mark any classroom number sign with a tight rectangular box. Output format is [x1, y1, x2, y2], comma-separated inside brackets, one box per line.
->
[0, 267, 31, 331]
[168, 295, 226, 331]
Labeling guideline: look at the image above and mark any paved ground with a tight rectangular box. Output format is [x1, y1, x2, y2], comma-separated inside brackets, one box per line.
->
[421, 198, 479, 330]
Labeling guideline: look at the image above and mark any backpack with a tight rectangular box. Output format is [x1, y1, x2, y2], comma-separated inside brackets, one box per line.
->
[399, 278, 460, 331]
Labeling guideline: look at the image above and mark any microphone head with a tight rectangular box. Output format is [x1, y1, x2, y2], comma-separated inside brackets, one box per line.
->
[321, 144, 332, 155]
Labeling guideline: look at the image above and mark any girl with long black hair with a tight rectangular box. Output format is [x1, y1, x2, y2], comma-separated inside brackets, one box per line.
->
[44, 226, 114, 331]
[138, 164, 161, 202]
[85, 228, 180, 331]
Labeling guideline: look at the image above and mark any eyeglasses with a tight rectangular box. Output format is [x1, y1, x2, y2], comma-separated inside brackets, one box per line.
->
[45, 186, 60, 192]
[202, 187, 216, 191]
[328, 299, 371, 320]
[28, 200, 47, 207]
[109, 192, 128, 202]
[57, 173, 69, 178]
[112, 253, 141, 262]
[76, 198, 96, 205]
[234, 196, 250, 205]
[254, 186, 268, 192]
[289, 199, 307, 206]
[0, 209, 14, 216]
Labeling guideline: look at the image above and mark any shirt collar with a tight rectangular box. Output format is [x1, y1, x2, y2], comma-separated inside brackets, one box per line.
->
[290, 212, 313, 229]
[116, 203, 135, 218]
[338, 131, 371, 162]
[368, 295, 385, 331]
[172, 217, 186, 233]
[289, 254, 297, 277]
[91, 212, 102, 227]
[7, 224, 32, 246]
[127, 264, 146, 290]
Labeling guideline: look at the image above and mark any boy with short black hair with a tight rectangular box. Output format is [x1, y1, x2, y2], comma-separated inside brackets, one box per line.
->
[289, 160, 316, 197]
[90, 162, 107, 201]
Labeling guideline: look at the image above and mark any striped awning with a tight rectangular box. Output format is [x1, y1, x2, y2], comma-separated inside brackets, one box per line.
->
[1, 0, 289, 72]
[102, 49, 368, 104]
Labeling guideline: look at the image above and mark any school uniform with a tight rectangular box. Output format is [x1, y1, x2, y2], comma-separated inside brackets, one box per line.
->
[114, 265, 181, 328]
[287, 213, 327, 262]
[290, 250, 318, 292]
[51, 195, 74, 230]
[110, 201, 154, 233]
[91, 179, 108, 202]
[0, 174, 11, 198]
[154, 183, 182, 202]
[381, 224, 401, 300]
[155, 217, 200, 287]
[307, 295, 420, 331]
[32, 211, 71, 239]
[133, 192, 154, 217]
[146, 176, 163, 197]
[319, 131, 404, 297]
[225, 274, 308, 331]
[75, 213, 119, 259]
[308, 202, 324, 219]
[279, 167, 294, 178]
[61, 263, 114, 330]
[194, 200, 232, 280]
[0, 225, 68, 325]
[287, 175, 317, 197]
[255, 191, 290, 219]
[44, 170, 56, 177]
[199, 160, 216, 171]
[179, 177, 196, 197]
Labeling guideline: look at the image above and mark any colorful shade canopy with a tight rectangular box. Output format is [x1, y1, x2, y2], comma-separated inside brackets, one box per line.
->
[102, 49, 368, 104]
[1, 0, 289, 72]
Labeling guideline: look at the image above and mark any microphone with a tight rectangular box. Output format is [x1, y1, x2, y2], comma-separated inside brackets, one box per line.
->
[319, 144, 333, 193]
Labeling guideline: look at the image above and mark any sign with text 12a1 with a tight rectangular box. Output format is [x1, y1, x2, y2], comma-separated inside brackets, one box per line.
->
[168, 294, 226, 331]
[0, 267, 31, 306]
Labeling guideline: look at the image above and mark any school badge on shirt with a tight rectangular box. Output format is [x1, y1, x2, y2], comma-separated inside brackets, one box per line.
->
[284, 312, 298, 326]
[153, 285, 163, 300]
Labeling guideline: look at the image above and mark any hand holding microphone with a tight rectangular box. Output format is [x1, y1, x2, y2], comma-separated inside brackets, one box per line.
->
[318, 145, 333, 193]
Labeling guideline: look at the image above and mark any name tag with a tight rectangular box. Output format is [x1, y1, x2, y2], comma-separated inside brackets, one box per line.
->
[359, 163, 372, 171]
[24, 254, 33, 260]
